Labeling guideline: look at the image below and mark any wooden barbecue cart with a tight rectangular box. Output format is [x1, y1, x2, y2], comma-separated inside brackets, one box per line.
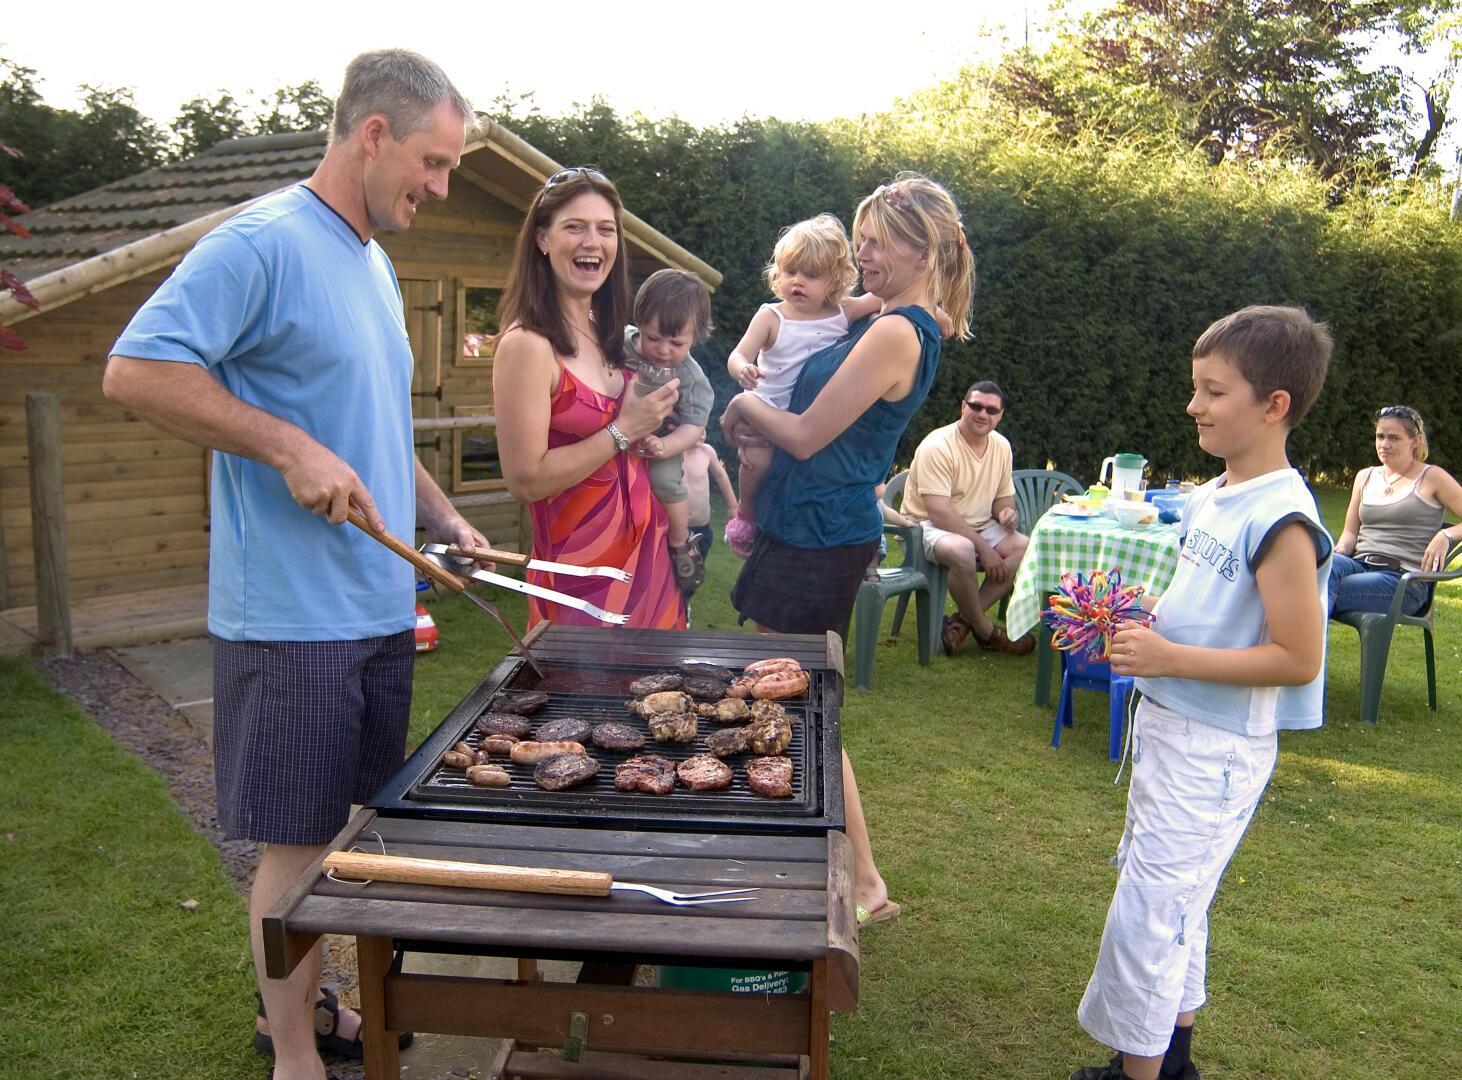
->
[263, 626, 859, 1080]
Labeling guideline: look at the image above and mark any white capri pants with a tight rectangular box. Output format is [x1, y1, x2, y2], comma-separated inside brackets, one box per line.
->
[1077, 698, 1277, 1057]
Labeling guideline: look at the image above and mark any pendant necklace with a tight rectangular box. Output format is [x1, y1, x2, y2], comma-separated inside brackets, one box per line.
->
[1381, 466, 1409, 496]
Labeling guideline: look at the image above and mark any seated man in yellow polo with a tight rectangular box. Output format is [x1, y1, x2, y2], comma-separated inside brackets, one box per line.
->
[901, 380, 1034, 655]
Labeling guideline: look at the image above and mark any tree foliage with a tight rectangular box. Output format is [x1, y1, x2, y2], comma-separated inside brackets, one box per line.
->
[171, 81, 333, 158]
[1, 58, 167, 208]
[988, 0, 1458, 180]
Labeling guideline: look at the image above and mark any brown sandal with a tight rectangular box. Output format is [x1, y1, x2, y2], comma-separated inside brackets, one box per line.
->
[670, 541, 706, 596]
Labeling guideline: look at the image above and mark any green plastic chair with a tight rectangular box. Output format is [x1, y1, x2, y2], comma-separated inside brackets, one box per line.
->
[849, 472, 949, 690]
[1334, 534, 1460, 724]
[1011, 468, 1084, 535]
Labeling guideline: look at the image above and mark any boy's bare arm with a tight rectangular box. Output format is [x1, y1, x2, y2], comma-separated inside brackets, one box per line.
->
[1112, 522, 1325, 686]
[708, 453, 738, 509]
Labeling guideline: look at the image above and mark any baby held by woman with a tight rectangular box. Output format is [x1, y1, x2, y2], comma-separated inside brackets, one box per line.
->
[723, 214, 885, 556]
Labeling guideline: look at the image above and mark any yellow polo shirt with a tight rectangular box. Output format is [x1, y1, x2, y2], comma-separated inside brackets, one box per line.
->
[901, 423, 1014, 531]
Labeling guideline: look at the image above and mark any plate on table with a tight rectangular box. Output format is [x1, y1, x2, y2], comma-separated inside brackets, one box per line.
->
[1049, 503, 1101, 519]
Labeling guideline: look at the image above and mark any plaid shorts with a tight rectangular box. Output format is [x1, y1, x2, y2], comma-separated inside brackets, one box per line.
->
[212, 631, 415, 845]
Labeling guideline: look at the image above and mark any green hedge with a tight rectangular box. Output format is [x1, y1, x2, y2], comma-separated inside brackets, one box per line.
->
[490, 98, 1462, 486]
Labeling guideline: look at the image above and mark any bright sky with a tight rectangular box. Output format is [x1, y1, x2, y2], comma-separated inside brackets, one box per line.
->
[5, 0, 1067, 127]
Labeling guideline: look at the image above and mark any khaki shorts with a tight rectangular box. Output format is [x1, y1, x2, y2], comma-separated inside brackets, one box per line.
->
[919, 520, 1012, 564]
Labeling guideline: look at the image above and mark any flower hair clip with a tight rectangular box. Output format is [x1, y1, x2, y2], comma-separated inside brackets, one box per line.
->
[876, 183, 909, 209]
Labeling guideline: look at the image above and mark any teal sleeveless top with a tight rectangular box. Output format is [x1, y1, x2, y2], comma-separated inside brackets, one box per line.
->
[755, 306, 942, 549]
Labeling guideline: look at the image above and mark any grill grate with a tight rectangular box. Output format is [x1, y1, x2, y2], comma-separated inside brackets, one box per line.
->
[370, 650, 843, 835]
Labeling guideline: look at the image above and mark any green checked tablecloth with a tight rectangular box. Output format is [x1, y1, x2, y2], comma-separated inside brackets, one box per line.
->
[1006, 513, 1183, 641]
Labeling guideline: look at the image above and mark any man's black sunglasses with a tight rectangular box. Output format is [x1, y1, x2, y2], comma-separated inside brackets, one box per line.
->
[545, 166, 609, 188]
[964, 400, 1002, 415]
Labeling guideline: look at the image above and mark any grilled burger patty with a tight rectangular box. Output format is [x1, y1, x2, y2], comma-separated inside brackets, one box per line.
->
[614, 754, 676, 795]
[676, 661, 736, 682]
[534, 753, 600, 791]
[746, 756, 794, 798]
[677, 753, 733, 791]
[629, 672, 683, 696]
[534, 717, 594, 744]
[490, 690, 550, 714]
[591, 722, 646, 752]
[477, 712, 533, 739]
[681, 676, 730, 700]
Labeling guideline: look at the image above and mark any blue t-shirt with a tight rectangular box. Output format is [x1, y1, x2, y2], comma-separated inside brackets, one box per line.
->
[1136, 468, 1334, 735]
[755, 307, 941, 549]
[112, 185, 416, 641]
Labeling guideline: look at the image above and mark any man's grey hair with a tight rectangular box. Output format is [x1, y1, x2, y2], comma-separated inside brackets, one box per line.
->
[331, 49, 473, 143]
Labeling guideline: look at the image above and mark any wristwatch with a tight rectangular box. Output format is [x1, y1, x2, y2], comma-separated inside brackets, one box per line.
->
[606, 421, 630, 453]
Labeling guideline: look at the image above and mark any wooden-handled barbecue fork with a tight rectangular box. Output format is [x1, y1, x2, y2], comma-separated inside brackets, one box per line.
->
[323, 850, 758, 907]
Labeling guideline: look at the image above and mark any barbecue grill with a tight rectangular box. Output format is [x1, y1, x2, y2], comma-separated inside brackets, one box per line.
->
[369, 625, 846, 835]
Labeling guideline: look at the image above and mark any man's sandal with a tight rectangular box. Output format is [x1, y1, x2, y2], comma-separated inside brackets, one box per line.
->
[254, 986, 413, 1061]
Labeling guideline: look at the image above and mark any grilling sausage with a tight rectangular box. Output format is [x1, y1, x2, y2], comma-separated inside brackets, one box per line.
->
[466, 763, 511, 788]
[481, 734, 519, 756]
[750, 668, 808, 700]
[510, 740, 588, 765]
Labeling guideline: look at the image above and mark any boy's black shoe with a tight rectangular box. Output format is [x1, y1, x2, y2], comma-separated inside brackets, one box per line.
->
[1069, 1055, 1123, 1080]
[1069, 1057, 1201, 1080]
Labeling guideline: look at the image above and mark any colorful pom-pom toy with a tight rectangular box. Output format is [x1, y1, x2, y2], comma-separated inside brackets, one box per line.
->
[1042, 568, 1154, 662]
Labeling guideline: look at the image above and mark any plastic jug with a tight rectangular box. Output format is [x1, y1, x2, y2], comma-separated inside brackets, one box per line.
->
[1100, 453, 1147, 499]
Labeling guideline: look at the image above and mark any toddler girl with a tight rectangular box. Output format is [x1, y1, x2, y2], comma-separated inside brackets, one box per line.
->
[723, 214, 880, 556]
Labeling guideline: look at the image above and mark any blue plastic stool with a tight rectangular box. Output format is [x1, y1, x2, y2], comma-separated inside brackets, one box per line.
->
[1052, 650, 1134, 761]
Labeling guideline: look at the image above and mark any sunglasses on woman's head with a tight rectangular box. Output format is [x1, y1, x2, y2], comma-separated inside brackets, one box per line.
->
[964, 400, 1002, 415]
[1379, 405, 1419, 421]
[545, 166, 609, 188]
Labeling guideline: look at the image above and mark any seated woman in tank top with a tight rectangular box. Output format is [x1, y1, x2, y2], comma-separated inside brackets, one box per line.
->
[1330, 405, 1462, 617]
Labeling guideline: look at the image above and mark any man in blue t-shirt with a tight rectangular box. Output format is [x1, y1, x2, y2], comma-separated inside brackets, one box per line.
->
[104, 50, 483, 1075]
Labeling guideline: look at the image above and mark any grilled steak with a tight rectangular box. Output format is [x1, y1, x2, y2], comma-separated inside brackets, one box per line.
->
[535, 717, 593, 744]
[676, 661, 736, 682]
[490, 690, 550, 714]
[705, 725, 750, 757]
[646, 712, 698, 743]
[614, 754, 676, 795]
[696, 698, 751, 725]
[746, 756, 794, 798]
[534, 753, 600, 791]
[681, 676, 730, 700]
[481, 734, 519, 756]
[477, 712, 533, 739]
[749, 712, 793, 755]
[677, 753, 733, 791]
[629, 672, 683, 696]
[510, 740, 587, 765]
[591, 722, 646, 752]
[466, 763, 511, 788]
[626, 691, 695, 718]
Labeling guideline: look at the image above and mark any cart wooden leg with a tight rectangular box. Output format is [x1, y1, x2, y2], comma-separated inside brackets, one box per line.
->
[808, 958, 830, 1080]
[358, 934, 402, 1080]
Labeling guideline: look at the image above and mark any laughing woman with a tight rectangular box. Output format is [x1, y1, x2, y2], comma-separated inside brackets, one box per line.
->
[493, 168, 685, 628]
[721, 172, 975, 923]
[1330, 405, 1462, 617]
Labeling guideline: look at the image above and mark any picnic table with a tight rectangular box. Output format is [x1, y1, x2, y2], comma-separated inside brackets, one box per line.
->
[1006, 510, 1182, 704]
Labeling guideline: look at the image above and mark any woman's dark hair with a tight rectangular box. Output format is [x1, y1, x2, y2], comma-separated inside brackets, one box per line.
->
[494, 171, 630, 367]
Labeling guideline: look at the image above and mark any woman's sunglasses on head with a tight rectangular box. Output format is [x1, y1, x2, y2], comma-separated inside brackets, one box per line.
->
[545, 166, 609, 188]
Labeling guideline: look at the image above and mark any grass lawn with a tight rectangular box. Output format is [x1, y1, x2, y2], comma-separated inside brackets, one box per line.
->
[3, 486, 1459, 1078]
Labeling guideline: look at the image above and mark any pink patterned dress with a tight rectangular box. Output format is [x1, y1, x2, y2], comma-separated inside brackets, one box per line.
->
[526, 365, 686, 630]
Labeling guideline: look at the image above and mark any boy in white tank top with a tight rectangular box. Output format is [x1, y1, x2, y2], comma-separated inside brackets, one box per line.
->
[722, 214, 883, 556]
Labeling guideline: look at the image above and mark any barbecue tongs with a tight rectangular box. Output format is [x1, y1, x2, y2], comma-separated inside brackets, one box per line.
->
[346, 509, 550, 675]
[418, 543, 630, 626]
